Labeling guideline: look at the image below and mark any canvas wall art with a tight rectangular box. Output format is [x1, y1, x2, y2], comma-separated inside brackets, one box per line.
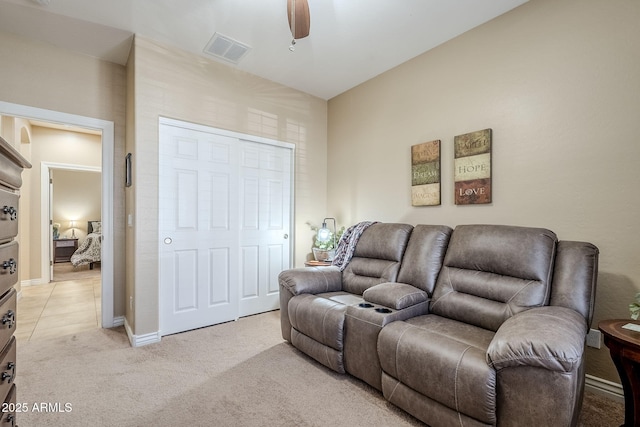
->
[411, 140, 441, 206]
[454, 129, 492, 205]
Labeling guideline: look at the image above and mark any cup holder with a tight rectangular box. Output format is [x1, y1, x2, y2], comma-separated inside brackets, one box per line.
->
[358, 303, 374, 308]
[375, 307, 392, 314]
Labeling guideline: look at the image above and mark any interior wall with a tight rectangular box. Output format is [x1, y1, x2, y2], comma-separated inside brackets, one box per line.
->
[0, 31, 127, 316]
[130, 36, 328, 335]
[51, 169, 101, 243]
[327, 0, 640, 384]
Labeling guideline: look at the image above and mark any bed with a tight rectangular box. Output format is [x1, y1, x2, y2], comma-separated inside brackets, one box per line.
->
[70, 220, 102, 269]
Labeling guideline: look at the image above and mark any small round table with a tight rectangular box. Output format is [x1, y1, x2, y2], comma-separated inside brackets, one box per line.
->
[599, 319, 640, 427]
[304, 260, 332, 267]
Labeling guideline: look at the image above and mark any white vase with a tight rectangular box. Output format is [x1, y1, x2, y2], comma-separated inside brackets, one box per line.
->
[313, 248, 335, 262]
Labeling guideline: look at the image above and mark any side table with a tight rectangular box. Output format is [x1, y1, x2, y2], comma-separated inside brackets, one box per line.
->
[304, 260, 332, 267]
[53, 238, 78, 263]
[599, 319, 640, 427]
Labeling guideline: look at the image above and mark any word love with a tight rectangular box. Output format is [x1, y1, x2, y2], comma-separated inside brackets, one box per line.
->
[459, 187, 487, 196]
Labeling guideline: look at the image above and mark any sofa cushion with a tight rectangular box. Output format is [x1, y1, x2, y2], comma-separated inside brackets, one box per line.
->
[351, 222, 413, 261]
[378, 315, 497, 424]
[342, 223, 413, 295]
[430, 224, 557, 331]
[396, 224, 452, 294]
[363, 282, 428, 310]
[342, 258, 403, 295]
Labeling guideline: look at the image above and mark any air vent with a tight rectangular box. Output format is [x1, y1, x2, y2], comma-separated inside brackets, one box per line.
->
[203, 33, 251, 64]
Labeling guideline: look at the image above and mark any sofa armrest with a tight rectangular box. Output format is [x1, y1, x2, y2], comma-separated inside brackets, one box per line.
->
[363, 282, 429, 310]
[487, 306, 587, 373]
[278, 266, 343, 295]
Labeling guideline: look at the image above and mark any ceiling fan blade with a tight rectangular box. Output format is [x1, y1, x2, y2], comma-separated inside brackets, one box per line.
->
[287, 0, 310, 39]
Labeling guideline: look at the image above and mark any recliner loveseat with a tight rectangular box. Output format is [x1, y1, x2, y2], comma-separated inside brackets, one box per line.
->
[278, 223, 598, 426]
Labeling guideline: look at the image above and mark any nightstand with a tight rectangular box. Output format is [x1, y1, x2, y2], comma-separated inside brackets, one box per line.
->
[54, 238, 78, 263]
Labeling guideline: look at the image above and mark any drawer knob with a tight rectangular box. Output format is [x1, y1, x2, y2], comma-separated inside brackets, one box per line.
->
[1, 206, 16, 221]
[1, 361, 15, 384]
[1, 259, 16, 275]
[1, 310, 14, 329]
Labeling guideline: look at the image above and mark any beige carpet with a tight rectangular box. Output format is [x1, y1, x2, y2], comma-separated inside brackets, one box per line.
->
[16, 311, 624, 427]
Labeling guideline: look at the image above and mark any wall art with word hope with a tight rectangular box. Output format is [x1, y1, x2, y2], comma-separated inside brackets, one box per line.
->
[454, 129, 492, 205]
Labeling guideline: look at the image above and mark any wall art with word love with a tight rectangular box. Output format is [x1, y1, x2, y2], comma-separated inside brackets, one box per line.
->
[454, 129, 492, 205]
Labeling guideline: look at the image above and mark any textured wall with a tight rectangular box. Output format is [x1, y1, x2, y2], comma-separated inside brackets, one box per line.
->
[327, 0, 640, 383]
[130, 36, 328, 335]
[0, 31, 127, 318]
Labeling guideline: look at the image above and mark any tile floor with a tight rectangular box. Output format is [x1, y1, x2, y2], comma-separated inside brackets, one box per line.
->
[16, 264, 101, 342]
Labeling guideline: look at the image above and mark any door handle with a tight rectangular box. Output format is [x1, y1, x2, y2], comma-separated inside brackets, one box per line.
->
[164, 238, 172, 245]
[283, 234, 289, 239]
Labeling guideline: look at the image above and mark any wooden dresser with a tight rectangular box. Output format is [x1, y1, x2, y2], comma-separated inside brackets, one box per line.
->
[0, 135, 31, 426]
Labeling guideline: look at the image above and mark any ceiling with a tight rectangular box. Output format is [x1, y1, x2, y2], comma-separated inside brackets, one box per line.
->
[0, 0, 528, 100]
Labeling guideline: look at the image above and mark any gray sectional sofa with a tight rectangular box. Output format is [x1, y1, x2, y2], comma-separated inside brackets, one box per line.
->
[278, 223, 599, 427]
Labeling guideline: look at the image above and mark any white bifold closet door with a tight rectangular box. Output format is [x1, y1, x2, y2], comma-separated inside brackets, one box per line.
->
[159, 119, 292, 336]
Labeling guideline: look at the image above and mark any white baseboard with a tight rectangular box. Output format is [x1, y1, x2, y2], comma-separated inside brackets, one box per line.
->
[585, 374, 624, 402]
[21, 278, 44, 287]
[112, 316, 125, 327]
[124, 317, 161, 347]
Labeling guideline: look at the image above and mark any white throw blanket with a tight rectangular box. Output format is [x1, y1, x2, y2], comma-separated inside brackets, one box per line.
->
[331, 221, 377, 271]
[70, 232, 102, 267]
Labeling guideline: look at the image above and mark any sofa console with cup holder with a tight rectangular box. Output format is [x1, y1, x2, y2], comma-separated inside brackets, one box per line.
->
[278, 222, 599, 427]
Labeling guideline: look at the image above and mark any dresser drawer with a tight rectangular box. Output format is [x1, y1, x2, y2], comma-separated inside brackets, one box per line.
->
[0, 337, 15, 408]
[0, 153, 24, 191]
[0, 384, 16, 427]
[0, 189, 18, 244]
[0, 243, 17, 297]
[0, 290, 15, 352]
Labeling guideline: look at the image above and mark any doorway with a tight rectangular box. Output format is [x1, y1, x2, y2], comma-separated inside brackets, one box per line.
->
[0, 101, 116, 329]
[47, 166, 102, 283]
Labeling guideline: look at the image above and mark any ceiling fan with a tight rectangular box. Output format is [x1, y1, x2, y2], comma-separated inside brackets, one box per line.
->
[287, 0, 310, 50]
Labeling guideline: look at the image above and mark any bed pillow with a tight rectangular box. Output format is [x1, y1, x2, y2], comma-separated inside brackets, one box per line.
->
[91, 221, 102, 234]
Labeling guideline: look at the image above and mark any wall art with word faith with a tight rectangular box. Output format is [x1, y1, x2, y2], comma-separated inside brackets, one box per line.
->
[454, 129, 492, 205]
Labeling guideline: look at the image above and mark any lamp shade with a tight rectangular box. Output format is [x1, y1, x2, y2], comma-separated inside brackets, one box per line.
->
[317, 227, 331, 242]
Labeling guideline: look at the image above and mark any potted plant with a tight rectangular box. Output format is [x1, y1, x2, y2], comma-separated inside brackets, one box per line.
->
[630, 293, 640, 320]
[307, 221, 345, 261]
